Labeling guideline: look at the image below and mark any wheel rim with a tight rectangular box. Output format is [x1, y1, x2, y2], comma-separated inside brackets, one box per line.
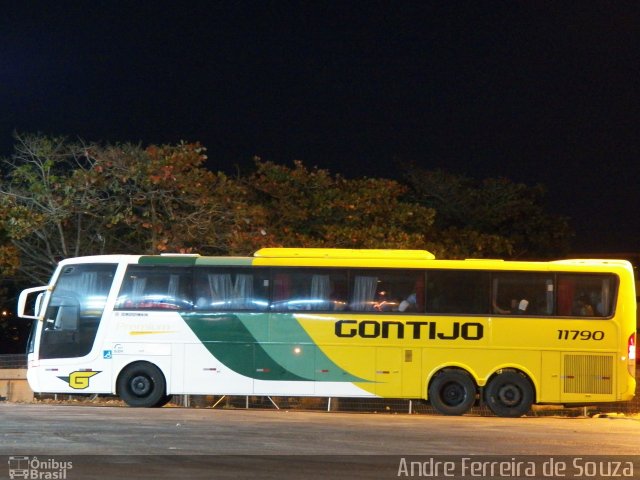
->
[130, 374, 152, 397]
[442, 382, 467, 407]
[497, 384, 522, 406]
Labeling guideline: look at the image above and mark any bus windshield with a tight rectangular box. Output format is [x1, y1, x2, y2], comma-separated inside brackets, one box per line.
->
[39, 263, 117, 359]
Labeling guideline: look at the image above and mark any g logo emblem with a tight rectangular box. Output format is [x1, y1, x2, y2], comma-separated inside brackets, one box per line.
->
[58, 371, 101, 389]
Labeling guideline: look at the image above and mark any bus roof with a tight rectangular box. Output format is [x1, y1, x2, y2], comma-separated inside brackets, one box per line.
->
[253, 248, 436, 260]
[52, 252, 634, 275]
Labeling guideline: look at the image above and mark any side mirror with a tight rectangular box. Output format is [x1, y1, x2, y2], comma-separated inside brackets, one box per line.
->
[17, 286, 50, 320]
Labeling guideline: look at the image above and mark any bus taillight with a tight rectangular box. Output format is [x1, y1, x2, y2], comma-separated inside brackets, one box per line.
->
[628, 333, 636, 378]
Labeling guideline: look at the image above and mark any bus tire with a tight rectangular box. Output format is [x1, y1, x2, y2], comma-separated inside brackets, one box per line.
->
[484, 370, 534, 417]
[117, 362, 167, 408]
[428, 369, 476, 416]
[154, 394, 174, 407]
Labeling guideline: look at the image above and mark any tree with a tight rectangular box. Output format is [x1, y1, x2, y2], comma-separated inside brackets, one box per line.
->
[0, 133, 572, 288]
[402, 167, 572, 259]
[0, 134, 265, 283]
[0, 133, 95, 282]
[245, 159, 436, 249]
[75, 141, 264, 256]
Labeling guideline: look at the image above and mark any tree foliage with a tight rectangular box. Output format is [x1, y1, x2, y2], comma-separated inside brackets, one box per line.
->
[0, 133, 573, 286]
[74, 141, 263, 256]
[0, 134, 263, 283]
[0, 133, 93, 281]
[402, 167, 572, 258]
[246, 159, 436, 248]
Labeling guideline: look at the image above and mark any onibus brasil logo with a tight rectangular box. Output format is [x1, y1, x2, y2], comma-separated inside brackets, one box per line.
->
[8, 456, 72, 479]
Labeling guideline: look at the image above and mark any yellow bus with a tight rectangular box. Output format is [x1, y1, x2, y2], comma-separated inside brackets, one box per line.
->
[18, 248, 636, 417]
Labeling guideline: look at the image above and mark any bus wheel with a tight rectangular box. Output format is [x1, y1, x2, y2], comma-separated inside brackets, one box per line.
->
[428, 369, 476, 416]
[484, 370, 534, 417]
[117, 362, 167, 408]
[154, 395, 174, 407]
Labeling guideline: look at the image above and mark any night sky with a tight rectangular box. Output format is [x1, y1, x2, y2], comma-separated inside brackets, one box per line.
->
[2, 2, 639, 252]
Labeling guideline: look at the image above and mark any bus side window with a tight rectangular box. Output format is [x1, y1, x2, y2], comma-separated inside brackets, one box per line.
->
[557, 274, 615, 317]
[270, 269, 348, 312]
[350, 269, 423, 313]
[116, 266, 193, 310]
[492, 273, 553, 316]
[427, 270, 490, 315]
[193, 267, 269, 311]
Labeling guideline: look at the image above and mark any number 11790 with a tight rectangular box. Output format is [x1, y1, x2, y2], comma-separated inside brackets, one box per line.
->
[557, 330, 604, 340]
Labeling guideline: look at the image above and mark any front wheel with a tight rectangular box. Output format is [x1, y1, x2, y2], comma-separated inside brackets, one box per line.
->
[484, 370, 534, 417]
[154, 394, 174, 407]
[428, 369, 476, 415]
[117, 362, 167, 408]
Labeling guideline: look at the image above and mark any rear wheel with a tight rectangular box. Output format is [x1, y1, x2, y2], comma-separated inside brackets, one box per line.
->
[484, 370, 534, 417]
[117, 362, 167, 408]
[428, 369, 476, 415]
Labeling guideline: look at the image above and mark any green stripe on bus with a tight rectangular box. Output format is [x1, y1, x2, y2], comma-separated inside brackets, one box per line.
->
[138, 256, 199, 266]
[181, 312, 365, 382]
[138, 256, 254, 267]
[194, 257, 254, 266]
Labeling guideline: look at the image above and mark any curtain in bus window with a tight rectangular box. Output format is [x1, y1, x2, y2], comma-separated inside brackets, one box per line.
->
[168, 274, 180, 299]
[414, 275, 425, 312]
[273, 273, 291, 304]
[491, 277, 500, 314]
[233, 274, 253, 308]
[557, 277, 575, 316]
[81, 272, 98, 294]
[207, 274, 233, 308]
[544, 279, 554, 315]
[310, 274, 330, 310]
[131, 278, 147, 304]
[58, 271, 98, 295]
[600, 278, 611, 316]
[351, 276, 378, 311]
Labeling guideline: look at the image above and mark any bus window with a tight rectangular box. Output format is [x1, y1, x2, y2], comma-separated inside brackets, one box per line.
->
[426, 270, 491, 315]
[350, 270, 423, 312]
[194, 267, 269, 311]
[40, 263, 117, 359]
[492, 273, 554, 316]
[115, 266, 193, 310]
[271, 269, 348, 311]
[557, 274, 616, 317]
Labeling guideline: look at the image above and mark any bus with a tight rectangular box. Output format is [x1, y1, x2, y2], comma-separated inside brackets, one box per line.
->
[17, 248, 636, 417]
